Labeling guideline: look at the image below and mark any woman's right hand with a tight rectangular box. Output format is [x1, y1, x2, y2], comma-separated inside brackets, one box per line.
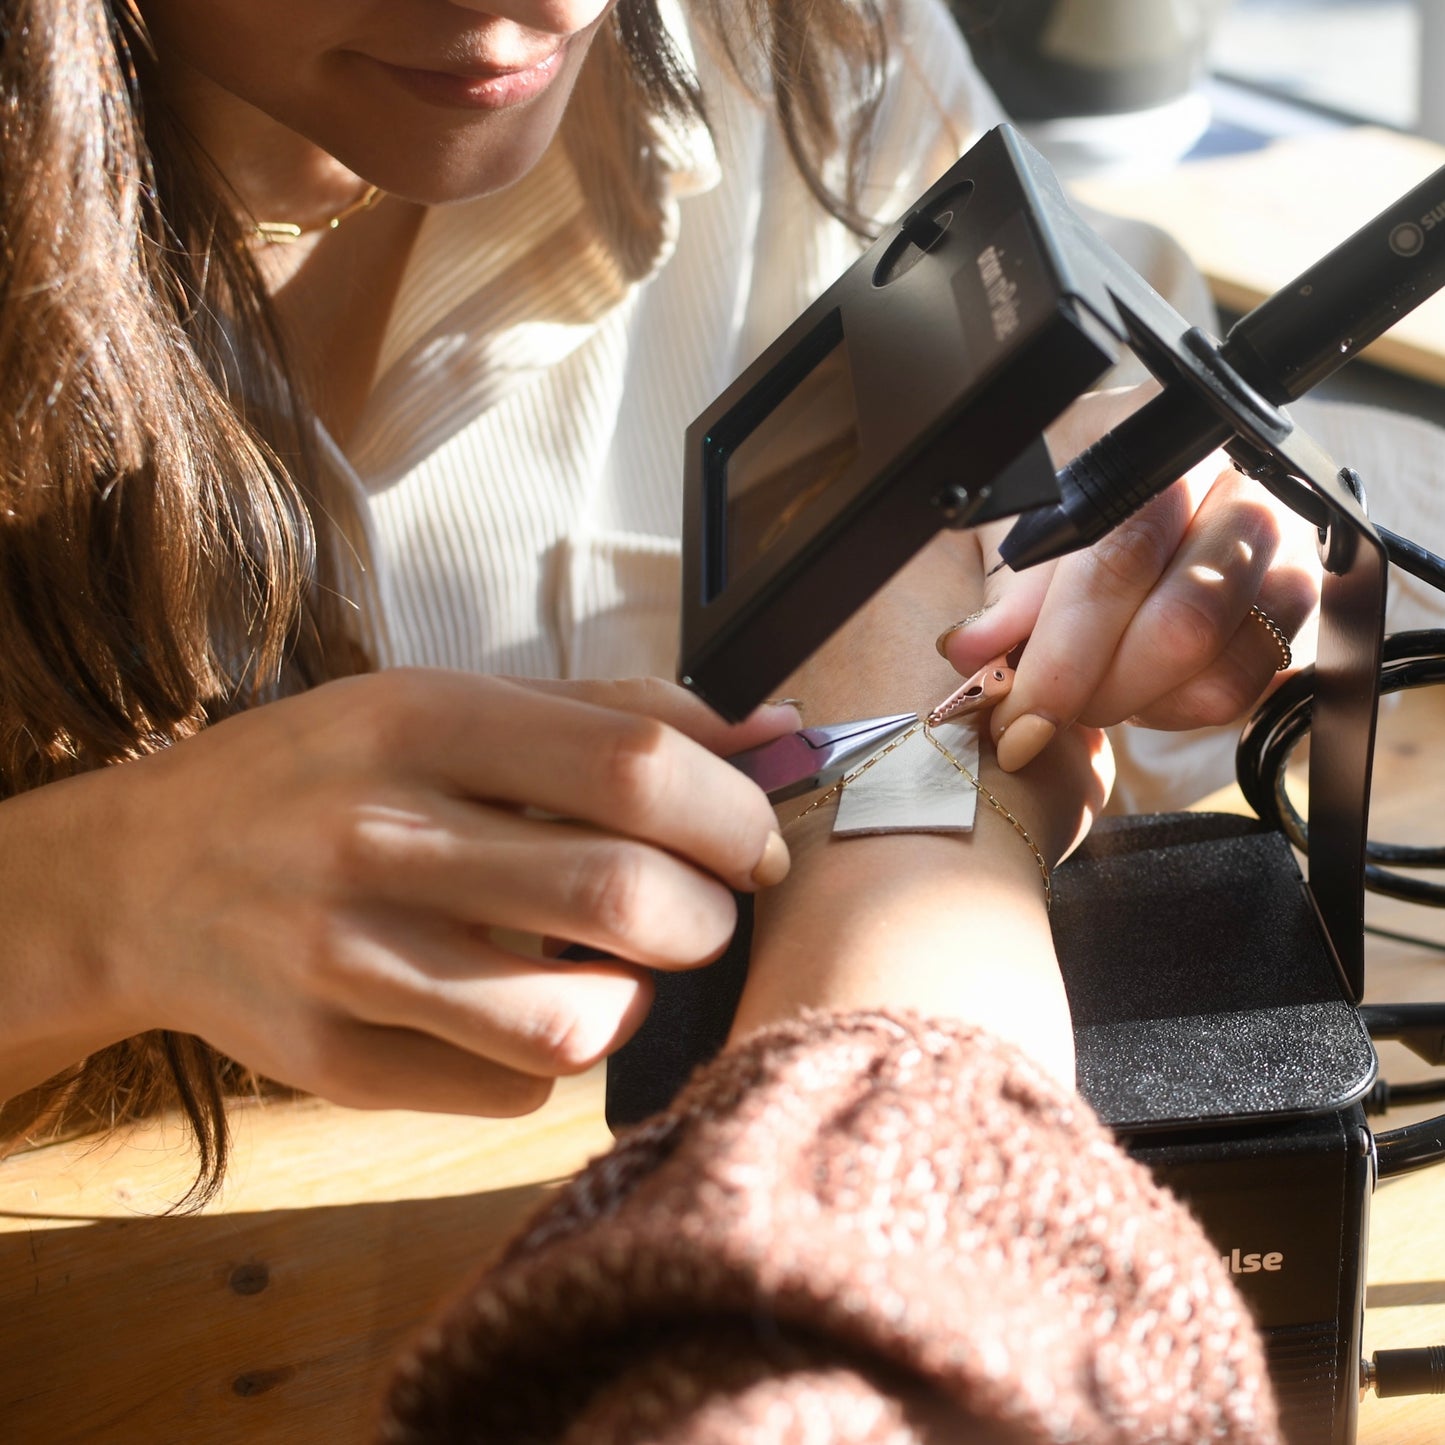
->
[0, 671, 796, 1116]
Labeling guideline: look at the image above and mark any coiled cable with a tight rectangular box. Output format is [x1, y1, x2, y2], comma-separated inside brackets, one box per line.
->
[1236, 627, 1445, 906]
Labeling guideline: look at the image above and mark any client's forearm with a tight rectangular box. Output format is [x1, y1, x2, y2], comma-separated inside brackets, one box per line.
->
[734, 532, 1109, 1085]
[737, 748, 1092, 1084]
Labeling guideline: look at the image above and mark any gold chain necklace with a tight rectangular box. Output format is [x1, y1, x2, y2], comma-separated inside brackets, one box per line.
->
[252, 183, 384, 244]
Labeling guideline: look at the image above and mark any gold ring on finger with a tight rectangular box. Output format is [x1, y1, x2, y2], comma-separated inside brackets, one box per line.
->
[1249, 604, 1292, 672]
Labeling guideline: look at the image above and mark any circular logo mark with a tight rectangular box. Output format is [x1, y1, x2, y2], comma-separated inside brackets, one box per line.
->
[1390, 222, 1425, 258]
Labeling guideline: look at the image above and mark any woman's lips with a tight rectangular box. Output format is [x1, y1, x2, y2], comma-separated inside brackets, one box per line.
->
[375, 46, 566, 110]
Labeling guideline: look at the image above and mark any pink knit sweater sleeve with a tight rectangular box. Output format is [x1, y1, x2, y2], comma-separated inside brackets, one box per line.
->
[379, 1011, 1281, 1444]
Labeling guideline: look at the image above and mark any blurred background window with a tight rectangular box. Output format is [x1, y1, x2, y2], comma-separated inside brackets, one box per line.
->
[950, 0, 1445, 168]
[1210, 0, 1420, 131]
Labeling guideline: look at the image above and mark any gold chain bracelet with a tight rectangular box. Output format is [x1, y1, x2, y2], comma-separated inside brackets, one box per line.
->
[784, 717, 1051, 911]
[921, 723, 1051, 911]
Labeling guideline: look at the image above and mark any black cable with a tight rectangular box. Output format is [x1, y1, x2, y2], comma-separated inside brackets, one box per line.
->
[1376, 1116, 1445, 1178]
[1365, 923, 1445, 956]
[1364, 1347, 1445, 1397]
[1236, 629, 1445, 906]
[1359, 1003, 1445, 1066]
[1230, 512, 1445, 906]
[1362, 1077, 1445, 1117]
[1379, 524, 1445, 595]
[1359, 1005, 1445, 1174]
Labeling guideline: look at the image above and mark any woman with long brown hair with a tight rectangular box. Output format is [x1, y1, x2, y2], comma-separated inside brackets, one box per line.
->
[0, 0, 1313, 1182]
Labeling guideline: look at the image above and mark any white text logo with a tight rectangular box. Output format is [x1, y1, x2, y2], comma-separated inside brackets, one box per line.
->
[978, 246, 1020, 342]
[1221, 1248, 1284, 1275]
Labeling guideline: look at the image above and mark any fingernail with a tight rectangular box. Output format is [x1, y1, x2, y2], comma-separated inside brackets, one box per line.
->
[762, 698, 804, 714]
[995, 714, 1057, 772]
[934, 606, 992, 658]
[751, 830, 791, 888]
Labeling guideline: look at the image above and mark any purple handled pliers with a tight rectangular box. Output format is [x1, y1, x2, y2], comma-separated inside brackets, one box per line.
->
[728, 713, 919, 803]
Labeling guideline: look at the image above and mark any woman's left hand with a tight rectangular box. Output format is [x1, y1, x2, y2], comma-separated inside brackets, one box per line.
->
[937, 387, 1323, 772]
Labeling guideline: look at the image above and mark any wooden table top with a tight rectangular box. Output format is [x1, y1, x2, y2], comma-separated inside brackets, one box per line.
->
[0, 1069, 616, 1443]
[3, 688, 1445, 1442]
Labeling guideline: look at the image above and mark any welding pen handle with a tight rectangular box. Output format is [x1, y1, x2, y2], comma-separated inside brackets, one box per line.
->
[1222, 163, 1445, 406]
[999, 386, 1232, 571]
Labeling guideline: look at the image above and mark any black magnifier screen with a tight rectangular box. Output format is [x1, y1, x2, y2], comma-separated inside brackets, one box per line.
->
[705, 314, 860, 597]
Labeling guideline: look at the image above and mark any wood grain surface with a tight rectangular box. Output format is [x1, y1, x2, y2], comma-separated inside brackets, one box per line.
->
[0, 1073, 614, 1443]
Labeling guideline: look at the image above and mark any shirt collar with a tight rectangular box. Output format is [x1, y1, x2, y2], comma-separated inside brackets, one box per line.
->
[347, 9, 720, 486]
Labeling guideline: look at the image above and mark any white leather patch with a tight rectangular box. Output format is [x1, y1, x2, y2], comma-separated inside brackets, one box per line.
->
[832, 722, 979, 836]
